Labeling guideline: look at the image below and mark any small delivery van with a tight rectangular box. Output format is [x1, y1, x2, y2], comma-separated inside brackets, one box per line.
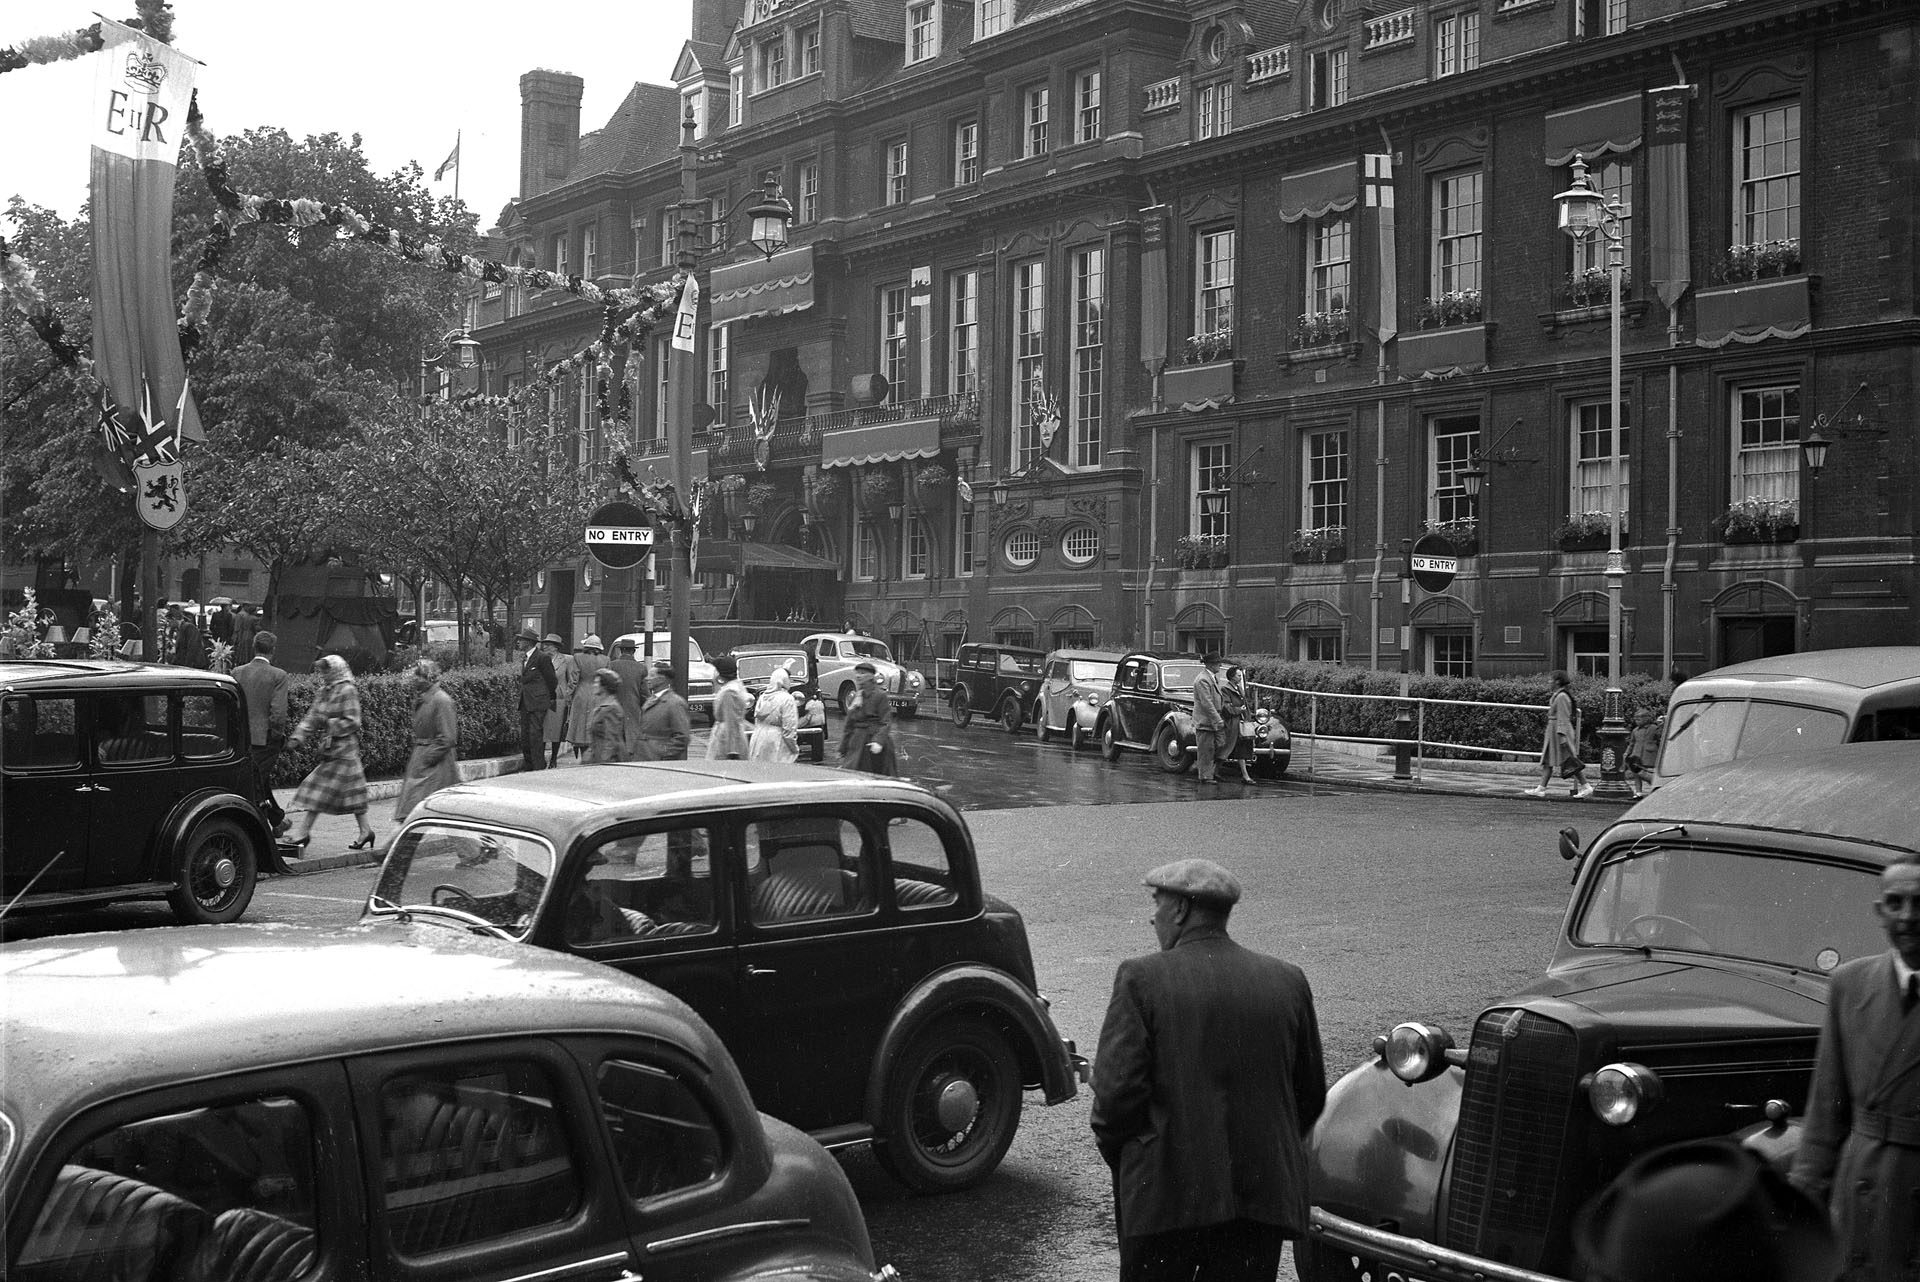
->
[1653, 646, 1920, 783]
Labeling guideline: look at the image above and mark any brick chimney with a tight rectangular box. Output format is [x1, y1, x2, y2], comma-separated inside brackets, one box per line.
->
[690, 0, 745, 50]
[519, 70, 584, 200]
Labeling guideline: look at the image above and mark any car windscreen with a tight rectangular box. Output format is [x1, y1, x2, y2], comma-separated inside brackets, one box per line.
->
[1069, 660, 1115, 683]
[1573, 845, 1881, 971]
[1658, 698, 1847, 776]
[370, 824, 555, 937]
[845, 639, 893, 661]
[1159, 662, 1204, 691]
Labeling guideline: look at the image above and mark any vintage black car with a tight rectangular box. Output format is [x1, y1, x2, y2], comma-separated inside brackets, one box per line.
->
[366, 762, 1087, 1194]
[948, 641, 1046, 732]
[730, 643, 827, 762]
[1, 659, 285, 924]
[1031, 648, 1126, 750]
[1301, 741, 1918, 1282]
[1096, 652, 1204, 769]
[1, 924, 890, 1282]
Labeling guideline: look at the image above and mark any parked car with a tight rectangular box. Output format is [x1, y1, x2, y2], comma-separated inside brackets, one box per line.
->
[1655, 645, 1920, 785]
[1031, 648, 1127, 749]
[367, 761, 1088, 1193]
[1, 659, 286, 923]
[948, 641, 1046, 732]
[730, 643, 827, 762]
[613, 631, 719, 722]
[1096, 652, 1203, 771]
[801, 632, 924, 716]
[1300, 740, 1920, 1282]
[0, 923, 891, 1282]
[396, 617, 462, 648]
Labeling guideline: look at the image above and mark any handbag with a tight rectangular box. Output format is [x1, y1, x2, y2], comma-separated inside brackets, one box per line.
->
[1238, 718, 1256, 739]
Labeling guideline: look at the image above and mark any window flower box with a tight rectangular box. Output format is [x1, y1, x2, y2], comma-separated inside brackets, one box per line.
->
[1294, 308, 1352, 349]
[1162, 359, 1240, 408]
[1422, 516, 1480, 558]
[1413, 290, 1482, 329]
[859, 467, 902, 511]
[1564, 267, 1630, 310]
[1552, 511, 1626, 553]
[1183, 328, 1234, 364]
[1714, 497, 1799, 545]
[1289, 525, 1347, 564]
[1172, 534, 1229, 570]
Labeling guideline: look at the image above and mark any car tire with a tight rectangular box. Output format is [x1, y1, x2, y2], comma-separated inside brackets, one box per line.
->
[1000, 698, 1024, 734]
[874, 1016, 1023, 1194]
[166, 815, 258, 925]
[838, 682, 859, 715]
[1153, 724, 1189, 774]
[1036, 703, 1052, 743]
[1069, 719, 1090, 752]
[950, 690, 972, 728]
[1100, 719, 1123, 763]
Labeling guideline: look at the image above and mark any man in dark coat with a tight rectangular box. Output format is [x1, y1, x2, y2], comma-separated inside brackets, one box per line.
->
[838, 661, 898, 774]
[606, 637, 650, 757]
[1792, 852, 1920, 1281]
[1092, 858, 1327, 1282]
[231, 629, 290, 833]
[515, 627, 556, 771]
[632, 662, 691, 761]
[167, 603, 206, 669]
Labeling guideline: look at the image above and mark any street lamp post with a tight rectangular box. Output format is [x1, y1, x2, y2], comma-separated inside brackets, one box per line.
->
[1555, 155, 1633, 798]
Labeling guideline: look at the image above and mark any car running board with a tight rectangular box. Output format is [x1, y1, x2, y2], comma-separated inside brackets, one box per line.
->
[808, 1123, 876, 1150]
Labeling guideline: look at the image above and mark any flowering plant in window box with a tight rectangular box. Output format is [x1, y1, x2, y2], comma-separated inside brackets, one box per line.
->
[1552, 510, 1625, 550]
[1719, 238, 1801, 283]
[1294, 308, 1352, 348]
[1183, 327, 1234, 364]
[806, 470, 846, 515]
[1422, 515, 1480, 555]
[859, 466, 903, 510]
[1713, 496, 1799, 543]
[1172, 533, 1229, 569]
[1413, 289, 1482, 329]
[1288, 524, 1347, 562]
[1565, 267, 1630, 309]
[913, 463, 953, 508]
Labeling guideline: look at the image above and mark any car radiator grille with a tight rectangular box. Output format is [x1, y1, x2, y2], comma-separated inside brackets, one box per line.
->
[1442, 1008, 1579, 1268]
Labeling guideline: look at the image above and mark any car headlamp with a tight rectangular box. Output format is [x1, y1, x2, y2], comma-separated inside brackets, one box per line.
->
[1584, 1062, 1663, 1125]
[1382, 1022, 1456, 1084]
[907, 672, 924, 689]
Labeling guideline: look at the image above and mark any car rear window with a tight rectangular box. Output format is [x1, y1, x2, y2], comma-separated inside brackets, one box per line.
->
[885, 814, 961, 911]
[1069, 660, 1113, 682]
[181, 692, 239, 760]
[998, 653, 1041, 675]
[1659, 698, 1847, 777]
[3, 695, 79, 769]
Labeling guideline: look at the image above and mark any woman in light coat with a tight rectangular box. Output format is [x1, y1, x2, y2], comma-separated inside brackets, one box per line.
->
[567, 635, 610, 759]
[747, 667, 800, 763]
[394, 659, 460, 821]
[545, 635, 579, 768]
[284, 654, 377, 851]
[706, 655, 752, 760]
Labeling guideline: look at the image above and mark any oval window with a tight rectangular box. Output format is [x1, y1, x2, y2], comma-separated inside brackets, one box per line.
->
[1004, 529, 1040, 568]
[1060, 525, 1100, 565]
[1205, 26, 1228, 64]
[1318, 0, 1342, 29]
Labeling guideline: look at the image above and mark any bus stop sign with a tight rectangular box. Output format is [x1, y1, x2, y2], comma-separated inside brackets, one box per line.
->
[1409, 532, 1460, 593]
[585, 500, 656, 570]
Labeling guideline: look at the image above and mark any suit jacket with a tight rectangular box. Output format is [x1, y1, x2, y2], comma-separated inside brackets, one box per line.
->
[1792, 950, 1920, 1281]
[1192, 669, 1225, 731]
[231, 657, 291, 745]
[1091, 925, 1327, 1240]
[518, 648, 557, 714]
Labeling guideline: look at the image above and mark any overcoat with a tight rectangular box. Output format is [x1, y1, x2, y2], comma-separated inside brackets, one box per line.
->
[706, 680, 753, 760]
[632, 688, 691, 761]
[1792, 950, 1920, 1282]
[289, 668, 369, 815]
[1090, 925, 1327, 1241]
[544, 651, 579, 742]
[839, 683, 897, 774]
[394, 684, 459, 821]
[568, 657, 612, 749]
[748, 687, 799, 763]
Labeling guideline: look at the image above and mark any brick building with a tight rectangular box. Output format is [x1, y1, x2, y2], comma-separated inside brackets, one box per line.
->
[470, 0, 1917, 678]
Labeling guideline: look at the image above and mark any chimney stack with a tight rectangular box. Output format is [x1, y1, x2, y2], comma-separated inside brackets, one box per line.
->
[690, 0, 746, 50]
[519, 70, 585, 200]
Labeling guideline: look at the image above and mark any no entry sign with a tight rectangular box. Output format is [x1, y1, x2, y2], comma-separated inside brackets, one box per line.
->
[1409, 532, 1459, 593]
[585, 500, 656, 570]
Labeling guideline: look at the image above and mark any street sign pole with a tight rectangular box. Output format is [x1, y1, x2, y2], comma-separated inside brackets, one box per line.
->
[1397, 534, 1463, 780]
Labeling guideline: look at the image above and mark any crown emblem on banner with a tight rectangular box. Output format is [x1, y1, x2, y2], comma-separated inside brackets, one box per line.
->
[124, 50, 167, 92]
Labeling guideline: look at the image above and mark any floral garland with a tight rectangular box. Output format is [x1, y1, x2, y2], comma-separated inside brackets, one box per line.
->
[0, 236, 99, 386]
[0, 3, 172, 77]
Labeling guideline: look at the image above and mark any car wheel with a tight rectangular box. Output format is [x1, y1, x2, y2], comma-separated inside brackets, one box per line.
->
[1100, 719, 1123, 763]
[874, 1017, 1023, 1194]
[1069, 718, 1090, 752]
[950, 690, 972, 728]
[1000, 698, 1024, 734]
[1036, 703, 1052, 743]
[166, 816, 258, 925]
[838, 682, 859, 715]
[1153, 724, 1189, 774]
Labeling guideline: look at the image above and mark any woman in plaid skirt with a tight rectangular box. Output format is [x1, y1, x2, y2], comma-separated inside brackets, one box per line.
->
[283, 654, 377, 850]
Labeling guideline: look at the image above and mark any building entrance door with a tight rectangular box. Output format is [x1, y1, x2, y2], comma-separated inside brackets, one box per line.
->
[1719, 615, 1795, 665]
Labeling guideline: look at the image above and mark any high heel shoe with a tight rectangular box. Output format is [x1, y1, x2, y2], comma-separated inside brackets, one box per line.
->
[282, 835, 311, 849]
[348, 832, 377, 851]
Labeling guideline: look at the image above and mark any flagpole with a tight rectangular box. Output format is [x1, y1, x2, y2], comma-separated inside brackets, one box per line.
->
[453, 130, 461, 204]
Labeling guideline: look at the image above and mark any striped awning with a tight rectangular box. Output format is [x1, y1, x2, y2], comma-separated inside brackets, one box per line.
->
[1277, 161, 1358, 224]
[1544, 93, 1643, 166]
[709, 245, 814, 324]
[819, 414, 941, 468]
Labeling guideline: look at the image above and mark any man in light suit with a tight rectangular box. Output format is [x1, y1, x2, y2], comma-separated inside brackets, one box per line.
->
[1191, 653, 1228, 784]
[231, 630, 290, 833]
[516, 628, 557, 771]
[1792, 852, 1920, 1280]
[1092, 858, 1327, 1282]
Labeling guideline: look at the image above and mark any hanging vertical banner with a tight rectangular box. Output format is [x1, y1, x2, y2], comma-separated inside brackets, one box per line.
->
[1646, 86, 1692, 311]
[1363, 154, 1398, 344]
[1139, 204, 1169, 374]
[670, 273, 701, 352]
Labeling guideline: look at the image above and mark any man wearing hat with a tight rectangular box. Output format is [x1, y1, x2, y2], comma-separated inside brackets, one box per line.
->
[1091, 858, 1326, 1282]
[515, 627, 557, 771]
[607, 636, 651, 756]
[1792, 851, 1920, 1279]
[839, 660, 898, 775]
[633, 662, 691, 761]
[1191, 653, 1229, 784]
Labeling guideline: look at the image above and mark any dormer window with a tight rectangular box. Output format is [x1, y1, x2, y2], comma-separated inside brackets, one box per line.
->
[907, 2, 939, 63]
[758, 35, 787, 90]
[1205, 25, 1229, 66]
[978, 0, 1010, 37]
[799, 24, 821, 75]
[728, 67, 744, 125]
[683, 87, 708, 139]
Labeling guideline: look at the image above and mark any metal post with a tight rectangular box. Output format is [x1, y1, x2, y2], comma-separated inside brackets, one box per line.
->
[1596, 231, 1633, 797]
[1393, 540, 1414, 780]
[664, 105, 701, 697]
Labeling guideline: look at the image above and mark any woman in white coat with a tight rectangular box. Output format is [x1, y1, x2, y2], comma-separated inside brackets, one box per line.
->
[747, 667, 800, 763]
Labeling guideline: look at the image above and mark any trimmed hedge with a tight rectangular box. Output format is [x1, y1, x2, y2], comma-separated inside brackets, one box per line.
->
[271, 663, 525, 788]
[1233, 658, 1670, 762]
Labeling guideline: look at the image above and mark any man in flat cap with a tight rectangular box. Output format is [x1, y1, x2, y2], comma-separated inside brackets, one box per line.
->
[632, 662, 691, 761]
[515, 627, 556, 771]
[1092, 858, 1326, 1282]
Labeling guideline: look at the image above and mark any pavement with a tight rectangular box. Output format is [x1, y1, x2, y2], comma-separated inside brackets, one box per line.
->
[275, 732, 1638, 875]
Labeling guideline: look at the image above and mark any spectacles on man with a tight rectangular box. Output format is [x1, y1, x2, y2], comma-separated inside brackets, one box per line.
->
[1878, 893, 1920, 914]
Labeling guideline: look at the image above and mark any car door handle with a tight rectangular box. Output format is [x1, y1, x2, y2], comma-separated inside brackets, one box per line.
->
[746, 964, 778, 977]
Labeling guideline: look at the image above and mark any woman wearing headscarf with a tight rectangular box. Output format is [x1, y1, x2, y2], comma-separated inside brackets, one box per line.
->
[706, 655, 752, 760]
[567, 635, 610, 760]
[394, 659, 460, 822]
[284, 654, 377, 851]
[839, 662, 899, 775]
[586, 669, 631, 763]
[747, 666, 800, 763]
